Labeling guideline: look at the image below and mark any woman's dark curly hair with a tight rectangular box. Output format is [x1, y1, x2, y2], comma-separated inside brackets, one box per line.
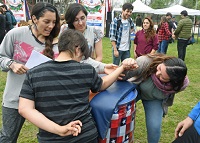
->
[143, 54, 187, 92]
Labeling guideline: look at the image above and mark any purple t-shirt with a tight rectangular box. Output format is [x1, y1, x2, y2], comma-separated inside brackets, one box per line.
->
[134, 29, 158, 57]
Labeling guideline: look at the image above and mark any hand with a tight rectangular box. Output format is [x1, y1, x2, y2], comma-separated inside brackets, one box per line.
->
[104, 64, 118, 74]
[10, 62, 29, 75]
[134, 51, 137, 59]
[117, 73, 125, 80]
[114, 50, 119, 57]
[172, 34, 176, 39]
[58, 120, 82, 137]
[122, 58, 138, 70]
[174, 117, 193, 138]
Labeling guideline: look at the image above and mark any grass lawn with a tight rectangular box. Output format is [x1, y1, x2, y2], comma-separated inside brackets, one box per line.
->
[0, 36, 200, 143]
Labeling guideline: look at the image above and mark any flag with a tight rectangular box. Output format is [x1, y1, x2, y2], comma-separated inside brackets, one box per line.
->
[24, 0, 30, 20]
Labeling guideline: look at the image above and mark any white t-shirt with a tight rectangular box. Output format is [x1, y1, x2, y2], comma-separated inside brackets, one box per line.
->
[119, 19, 129, 51]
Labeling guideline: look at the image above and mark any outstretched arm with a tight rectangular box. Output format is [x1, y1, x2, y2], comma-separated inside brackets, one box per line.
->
[100, 59, 138, 90]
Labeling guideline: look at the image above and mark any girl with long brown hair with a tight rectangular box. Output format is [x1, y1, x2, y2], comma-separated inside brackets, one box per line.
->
[0, 2, 60, 142]
[134, 17, 159, 58]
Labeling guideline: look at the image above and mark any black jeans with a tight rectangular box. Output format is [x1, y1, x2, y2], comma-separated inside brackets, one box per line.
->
[172, 124, 200, 143]
[177, 39, 189, 61]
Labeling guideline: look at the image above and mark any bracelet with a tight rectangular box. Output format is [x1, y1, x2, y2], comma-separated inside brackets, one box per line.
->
[6, 59, 14, 69]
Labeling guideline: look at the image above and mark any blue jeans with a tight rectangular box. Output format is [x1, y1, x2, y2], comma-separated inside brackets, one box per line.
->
[136, 95, 163, 143]
[112, 49, 130, 65]
[157, 40, 169, 54]
[0, 106, 25, 143]
[177, 39, 188, 61]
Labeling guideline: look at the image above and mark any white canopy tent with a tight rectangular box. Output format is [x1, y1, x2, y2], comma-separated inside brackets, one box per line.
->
[112, 0, 154, 20]
[153, 5, 200, 15]
[132, 0, 154, 13]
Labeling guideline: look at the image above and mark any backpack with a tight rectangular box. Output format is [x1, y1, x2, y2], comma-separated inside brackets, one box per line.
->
[7, 11, 17, 25]
[11, 13, 17, 25]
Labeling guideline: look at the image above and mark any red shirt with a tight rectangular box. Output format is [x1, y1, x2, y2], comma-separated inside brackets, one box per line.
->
[158, 22, 171, 42]
[134, 29, 159, 57]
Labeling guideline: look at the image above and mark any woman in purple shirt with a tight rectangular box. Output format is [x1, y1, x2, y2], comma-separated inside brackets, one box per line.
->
[134, 17, 158, 58]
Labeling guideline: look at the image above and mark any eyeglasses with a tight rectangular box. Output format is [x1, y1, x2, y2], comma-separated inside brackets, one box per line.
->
[74, 16, 86, 24]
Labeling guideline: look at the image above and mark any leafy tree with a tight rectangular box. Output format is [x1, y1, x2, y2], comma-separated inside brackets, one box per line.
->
[149, 0, 179, 9]
[182, 0, 196, 9]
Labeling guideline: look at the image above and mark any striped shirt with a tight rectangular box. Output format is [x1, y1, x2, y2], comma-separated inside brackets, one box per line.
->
[20, 60, 103, 143]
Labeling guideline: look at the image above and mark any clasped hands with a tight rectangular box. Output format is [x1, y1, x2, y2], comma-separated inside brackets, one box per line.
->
[121, 58, 138, 70]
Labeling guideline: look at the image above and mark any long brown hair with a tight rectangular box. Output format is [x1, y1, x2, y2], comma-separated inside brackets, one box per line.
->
[142, 17, 156, 41]
[31, 2, 60, 59]
[143, 54, 187, 92]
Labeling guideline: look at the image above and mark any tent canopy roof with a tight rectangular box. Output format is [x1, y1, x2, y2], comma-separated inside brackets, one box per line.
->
[132, 0, 154, 13]
[112, 0, 154, 14]
[153, 5, 200, 15]
[112, 2, 200, 16]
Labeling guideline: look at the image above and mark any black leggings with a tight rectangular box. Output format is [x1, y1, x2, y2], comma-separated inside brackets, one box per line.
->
[172, 124, 200, 143]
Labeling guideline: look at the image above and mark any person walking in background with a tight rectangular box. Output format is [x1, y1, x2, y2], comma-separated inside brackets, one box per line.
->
[0, 3, 61, 143]
[135, 14, 142, 32]
[18, 29, 138, 143]
[172, 16, 178, 30]
[134, 17, 158, 58]
[165, 12, 174, 44]
[121, 54, 189, 143]
[0, 7, 6, 44]
[60, 13, 66, 26]
[157, 16, 172, 54]
[166, 12, 173, 32]
[0, 4, 14, 32]
[172, 10, 192, 61]
[64, 3, 103, 62]
[172, 101, 200, 143]
[109, 3, 134, 65]
[171, 16, 178, 43]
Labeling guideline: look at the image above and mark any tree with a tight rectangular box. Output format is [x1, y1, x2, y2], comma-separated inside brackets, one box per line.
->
[182, 0, 196, 9]
[150, 0, 180, 9]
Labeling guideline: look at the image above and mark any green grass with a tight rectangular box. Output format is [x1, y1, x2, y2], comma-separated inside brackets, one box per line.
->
[0, 37, 200, 143]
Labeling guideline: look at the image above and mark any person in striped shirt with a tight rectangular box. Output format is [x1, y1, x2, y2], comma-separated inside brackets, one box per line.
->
[18, 29, 138, 143]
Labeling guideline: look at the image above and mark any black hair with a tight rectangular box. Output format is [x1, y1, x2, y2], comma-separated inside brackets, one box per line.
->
[0, 7, 3, 14]
[166, 12, 172, 17]
[143, 54, 187, 92]
[58, 29, 90, 59]
[164, 57, 187, 91]
[31, 2, 60, 59]
[65, 3, 88, 29]
[0, 4, 7, 10]
[180, 10, 188, 16]
[122, 3, 133, 11]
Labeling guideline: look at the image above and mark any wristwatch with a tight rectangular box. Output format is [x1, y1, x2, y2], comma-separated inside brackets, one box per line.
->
[6, 59, 14, 69]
